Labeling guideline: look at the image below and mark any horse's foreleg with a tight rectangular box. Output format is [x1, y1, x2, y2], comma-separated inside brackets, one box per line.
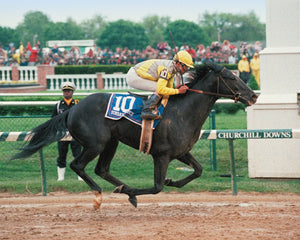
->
[116, 156, 170, 207]
[94, 139, 138, 206]
[165, 152, 202, 188]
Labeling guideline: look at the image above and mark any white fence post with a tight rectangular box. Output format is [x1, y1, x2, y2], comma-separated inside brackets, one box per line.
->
[0, 66, 37, 83]
[102, 73, 130, 90]
[18, 66, 37, 82]
[46, 73, 130, 91]
[0, 67, 12, 82]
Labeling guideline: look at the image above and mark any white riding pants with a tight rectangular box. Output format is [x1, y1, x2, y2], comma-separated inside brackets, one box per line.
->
[126, 67, 157, 92]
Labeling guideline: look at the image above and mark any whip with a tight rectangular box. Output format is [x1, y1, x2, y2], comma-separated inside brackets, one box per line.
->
[169, 30, 184, 85]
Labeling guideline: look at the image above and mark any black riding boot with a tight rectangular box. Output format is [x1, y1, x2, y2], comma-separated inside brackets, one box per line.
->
[141, 94, 162, 120]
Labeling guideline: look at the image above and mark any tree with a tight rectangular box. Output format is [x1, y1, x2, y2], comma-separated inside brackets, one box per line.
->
[233, 12, 265, 42]
[81, 14, 107, 40]
[142, 15, 171, 47]
[164, 20, 211, 49]
[0, 27, 19, 48]
[199, 11, 265, 43]
[97, 20, 149, 50]
[15, 11, 52, 46]
[44, 19, 85, 41]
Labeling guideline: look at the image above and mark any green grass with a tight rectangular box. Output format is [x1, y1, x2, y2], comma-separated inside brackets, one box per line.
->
[0, 110, 299, 195]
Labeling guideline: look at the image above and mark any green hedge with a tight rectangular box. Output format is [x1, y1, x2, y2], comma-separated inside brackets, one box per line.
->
[249, 75, 260, 90]
[213, 103, 245, 114]
[0, 105, 54, 116]
[54, 64, 238, 74]
[219, 63, 238, 70]
[55, 65, 132, 74]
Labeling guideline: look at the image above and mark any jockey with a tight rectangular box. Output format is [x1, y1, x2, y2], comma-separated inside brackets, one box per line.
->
[126, 50, 194, 120]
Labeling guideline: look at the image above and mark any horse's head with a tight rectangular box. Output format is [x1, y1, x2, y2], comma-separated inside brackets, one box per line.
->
[197, 62, 258, 106]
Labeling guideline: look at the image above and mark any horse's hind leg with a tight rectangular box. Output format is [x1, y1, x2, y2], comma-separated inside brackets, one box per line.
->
[70, 146, 103, 208]
[94, 138, 127, 187]
[164, 152, 202, 188]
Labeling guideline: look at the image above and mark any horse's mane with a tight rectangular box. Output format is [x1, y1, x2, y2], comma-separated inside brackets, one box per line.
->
[186, 64, 210, 87]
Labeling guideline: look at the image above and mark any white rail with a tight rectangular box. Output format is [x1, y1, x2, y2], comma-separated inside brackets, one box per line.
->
[0, 67, 12, 82]
[46, 73, 130, 91]
[2, 129, 300, 142]
[0, 66, 37, 82]
[102, 74, 130, 90]
[18, 66, 37, 82]
[47, 74, 97, 91]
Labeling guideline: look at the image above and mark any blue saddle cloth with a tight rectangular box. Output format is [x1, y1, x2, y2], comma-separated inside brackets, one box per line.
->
[105, 93, 164, 128]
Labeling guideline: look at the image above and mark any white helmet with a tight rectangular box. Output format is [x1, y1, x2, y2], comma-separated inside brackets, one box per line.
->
[61, 82, 76, 91]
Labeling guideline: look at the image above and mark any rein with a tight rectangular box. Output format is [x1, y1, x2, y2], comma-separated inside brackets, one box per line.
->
[187, 68, 242, 103]
[187, 88, 238, 100]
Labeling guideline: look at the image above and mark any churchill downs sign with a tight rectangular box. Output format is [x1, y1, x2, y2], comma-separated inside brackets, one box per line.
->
[199, 129, 295, 140]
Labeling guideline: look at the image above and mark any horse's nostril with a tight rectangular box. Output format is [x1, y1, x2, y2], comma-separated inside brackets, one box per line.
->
[252, 94, 258, 103]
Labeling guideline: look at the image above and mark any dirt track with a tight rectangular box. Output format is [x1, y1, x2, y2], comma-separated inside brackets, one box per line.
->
[0, 191, 299, 240]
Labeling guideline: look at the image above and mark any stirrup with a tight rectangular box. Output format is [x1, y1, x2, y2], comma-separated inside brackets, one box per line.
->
[141, 114, 161, 120]
[141, 111, 161, 120]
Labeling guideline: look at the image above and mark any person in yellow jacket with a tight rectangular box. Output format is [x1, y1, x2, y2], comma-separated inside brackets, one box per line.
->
[250, 52, 260, 87]
[238, 55, 251, 85]
[126, 50, 194, 120]
[12, 52, 20, 64]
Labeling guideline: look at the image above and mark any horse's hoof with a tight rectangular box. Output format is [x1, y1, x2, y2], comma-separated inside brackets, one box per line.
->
[164, 178, 172, 186]
[93, 191, 102, 210]
[113, 185, 124, 193]
[128, 195, 137, 208]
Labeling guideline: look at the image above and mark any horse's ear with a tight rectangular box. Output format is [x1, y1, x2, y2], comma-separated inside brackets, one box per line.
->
[215, 64, 224, 73]
[205, 61, 214, 70]
[205, 62, 223, 73]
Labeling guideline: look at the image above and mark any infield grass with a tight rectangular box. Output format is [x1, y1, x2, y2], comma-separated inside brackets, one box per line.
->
[0, 110, 299, 195]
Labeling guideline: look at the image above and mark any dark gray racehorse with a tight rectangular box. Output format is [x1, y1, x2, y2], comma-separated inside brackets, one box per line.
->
[12, 63, 257, 208]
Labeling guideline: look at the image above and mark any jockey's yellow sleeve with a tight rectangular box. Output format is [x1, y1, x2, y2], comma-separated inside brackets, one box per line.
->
[134, 59, 180, 95]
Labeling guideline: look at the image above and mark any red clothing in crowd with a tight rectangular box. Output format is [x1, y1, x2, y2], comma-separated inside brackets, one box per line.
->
[187, 47, 196, 60]
[27, 43, 38, 63]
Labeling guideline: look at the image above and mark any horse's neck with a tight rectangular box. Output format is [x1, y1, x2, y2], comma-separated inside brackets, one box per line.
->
[173, 92, 216, 146]
[184, 77, 218, 128]
[189, 93, 216, 125]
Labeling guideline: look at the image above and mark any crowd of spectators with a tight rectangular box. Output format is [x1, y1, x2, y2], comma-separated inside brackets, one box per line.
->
[0, 40, 264, 67]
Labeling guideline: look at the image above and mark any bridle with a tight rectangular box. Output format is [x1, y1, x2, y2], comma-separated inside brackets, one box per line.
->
[187, 67, 243, 103]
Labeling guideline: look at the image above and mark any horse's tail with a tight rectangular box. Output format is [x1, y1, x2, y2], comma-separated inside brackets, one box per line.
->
[11, 110, 70, 160]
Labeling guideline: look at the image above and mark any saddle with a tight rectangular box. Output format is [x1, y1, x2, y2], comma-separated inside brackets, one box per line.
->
[105, 93, 169, 154]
